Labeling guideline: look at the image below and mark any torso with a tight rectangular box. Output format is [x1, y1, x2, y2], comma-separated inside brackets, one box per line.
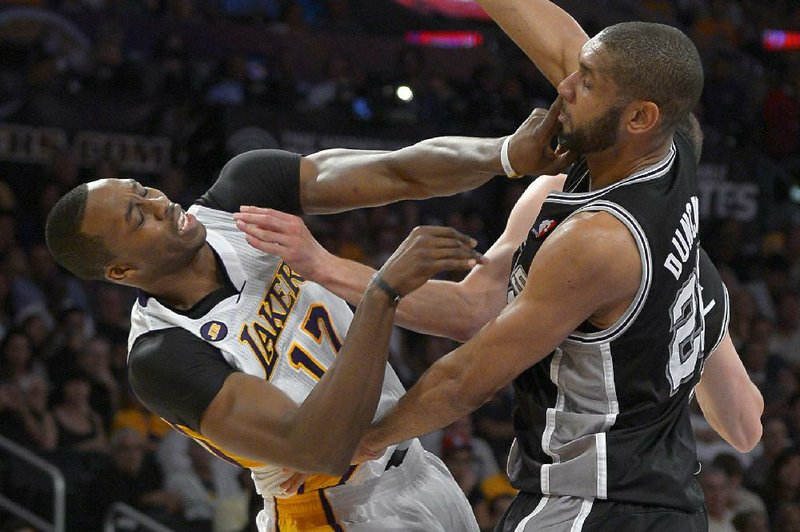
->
[505, 134, 729, 512]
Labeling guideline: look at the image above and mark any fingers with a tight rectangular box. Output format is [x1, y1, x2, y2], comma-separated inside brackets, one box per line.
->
[279, 471, 308, 495]
[234, 211, 294, 232]
[236, 219, 291, 246]
[239, 206, 298, 223]
[535, 95, 564, 136]
[243, 234, 286, 256]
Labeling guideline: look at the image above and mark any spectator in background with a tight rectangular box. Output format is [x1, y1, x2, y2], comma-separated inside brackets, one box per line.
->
[74, 335, 120, 430]
[732, 509, 769, 532]
[700, 465, 736, 532]
[748, 254, 791, 323]
[0, 374, 57, 452]
[712, 453, 766, 517]
[773, 502, 800, 532]
[440, 432, 491, 531]
[53, 371, 107, 454]
[741, 338, 797, 418]
[746, 417, 792, 493]
[762, 447, 800, 525]
[89, 428, 183, 529]
[772, 292, 800, 367]
[112, 385, 170, 452]
[164, 441, 249, 532]
[91, 285, 130, 345]
[19, 374, 58, 453]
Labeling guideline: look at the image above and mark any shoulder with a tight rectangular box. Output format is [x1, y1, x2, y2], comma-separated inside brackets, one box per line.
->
[129, 328, 213, 380]
[537, 211, 641, 289]
[220, 149, 301, 176]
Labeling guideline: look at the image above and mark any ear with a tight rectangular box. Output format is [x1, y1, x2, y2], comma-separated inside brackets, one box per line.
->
[105, 262, 136, 283]
[625, 101, 660, 135]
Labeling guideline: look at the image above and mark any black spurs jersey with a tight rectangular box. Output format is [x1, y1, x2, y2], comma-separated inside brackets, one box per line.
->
[505, 132, 729, 512]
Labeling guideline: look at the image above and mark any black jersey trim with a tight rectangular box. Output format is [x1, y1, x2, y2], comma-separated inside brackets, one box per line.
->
[548, 143, 676, 203]
[564, 201, 653, 344]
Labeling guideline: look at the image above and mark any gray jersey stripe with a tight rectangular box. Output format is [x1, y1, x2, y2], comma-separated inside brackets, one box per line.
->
[514, 496, 550, 532]
[570, 499, 594, 532]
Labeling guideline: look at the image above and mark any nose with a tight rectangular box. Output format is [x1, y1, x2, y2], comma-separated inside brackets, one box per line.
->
[142, 192, 172, 220]
[557, 72, 577, 104]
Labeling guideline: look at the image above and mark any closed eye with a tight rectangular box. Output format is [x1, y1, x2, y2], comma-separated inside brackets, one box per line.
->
[137, 187, 148, 227]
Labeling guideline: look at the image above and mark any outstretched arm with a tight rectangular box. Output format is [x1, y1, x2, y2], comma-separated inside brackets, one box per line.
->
[200, 227, 481, 474]
[235, 174, 567, 341]
[695, 333, 764, 453]
[477, 0, 588, 87]
[299, 99, 574, 213]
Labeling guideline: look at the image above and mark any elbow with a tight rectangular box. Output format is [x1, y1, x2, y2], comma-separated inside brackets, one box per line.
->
[448, 322, 481, 343]
[733, 388, 765, 453]
[730, 421, 763, 454]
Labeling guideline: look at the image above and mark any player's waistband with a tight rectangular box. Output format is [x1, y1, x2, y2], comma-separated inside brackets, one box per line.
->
[272, 441, 420, 528]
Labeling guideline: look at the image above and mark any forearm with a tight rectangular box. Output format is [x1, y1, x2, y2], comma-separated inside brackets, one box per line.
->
[291, 285, 398, 471]
[696, 379, 763, 453]
[477, 0, 587, 86]
[303, 137, 506, 214]
[314, 253, 485, 341]
[366, 353, 478, 450]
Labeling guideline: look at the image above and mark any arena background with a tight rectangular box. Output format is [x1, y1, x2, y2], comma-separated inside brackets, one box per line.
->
[0, 0, 798, 530]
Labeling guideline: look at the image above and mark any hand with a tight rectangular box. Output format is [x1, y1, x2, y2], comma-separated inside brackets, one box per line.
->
[233, 208, 328, 280]
[506, 96, 577, 177]
[376, 226, 486, 298]
[279, 469, 309, 496]
[351, 441, 386, 465]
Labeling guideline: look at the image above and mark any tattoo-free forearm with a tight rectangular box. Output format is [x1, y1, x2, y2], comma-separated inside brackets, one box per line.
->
[290, 285, 399, 471]
[315, 253, 485, 341]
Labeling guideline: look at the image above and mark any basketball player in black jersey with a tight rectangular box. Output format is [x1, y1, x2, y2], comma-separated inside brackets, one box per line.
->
[237, 1, 765, 530]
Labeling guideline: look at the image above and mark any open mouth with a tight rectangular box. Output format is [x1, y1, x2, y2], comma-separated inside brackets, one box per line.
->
[177, 209, 194, 235]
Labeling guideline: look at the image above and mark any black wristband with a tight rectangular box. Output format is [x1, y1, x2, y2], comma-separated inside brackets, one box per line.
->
[371, 273, 402, 305]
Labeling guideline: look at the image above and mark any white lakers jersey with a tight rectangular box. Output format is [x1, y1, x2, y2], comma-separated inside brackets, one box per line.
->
[127, 204, 408, 498]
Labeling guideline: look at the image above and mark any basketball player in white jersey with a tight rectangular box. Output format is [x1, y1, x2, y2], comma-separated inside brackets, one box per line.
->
[45, 106, 573, 531]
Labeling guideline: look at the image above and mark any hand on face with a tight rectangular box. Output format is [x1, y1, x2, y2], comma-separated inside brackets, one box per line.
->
[506, 96, 578, 177]
[234, 207, 328, 281]
[377, 226, 486, 298]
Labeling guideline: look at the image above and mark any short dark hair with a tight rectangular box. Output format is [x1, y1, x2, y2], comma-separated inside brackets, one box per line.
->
[595, 22, 704, 134]
[45, 184, 113, 280]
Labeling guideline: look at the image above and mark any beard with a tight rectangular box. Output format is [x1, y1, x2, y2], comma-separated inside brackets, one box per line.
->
[558, 103, 625, 155]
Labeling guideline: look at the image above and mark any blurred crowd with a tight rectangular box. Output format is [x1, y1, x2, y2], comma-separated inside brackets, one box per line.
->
[0, 0, 799, 531]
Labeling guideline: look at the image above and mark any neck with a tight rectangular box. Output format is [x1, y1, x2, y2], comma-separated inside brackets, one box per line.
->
[586, 134, 672, 190]
[144, 243, 223, 310]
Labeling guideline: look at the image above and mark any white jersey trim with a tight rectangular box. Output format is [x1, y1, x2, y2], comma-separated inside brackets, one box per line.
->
[565, 201, 653, 344]
[548, 142, 675, 203]
[570, 498, 594, 532]
[513, 496, 550, 532]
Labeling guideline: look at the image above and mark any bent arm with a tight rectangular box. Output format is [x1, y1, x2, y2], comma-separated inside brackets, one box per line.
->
[476, 0, 588, 87]
[695, 333, 764, 453]
[201, 286, 398, 475]
[364, 214, 641, 449]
